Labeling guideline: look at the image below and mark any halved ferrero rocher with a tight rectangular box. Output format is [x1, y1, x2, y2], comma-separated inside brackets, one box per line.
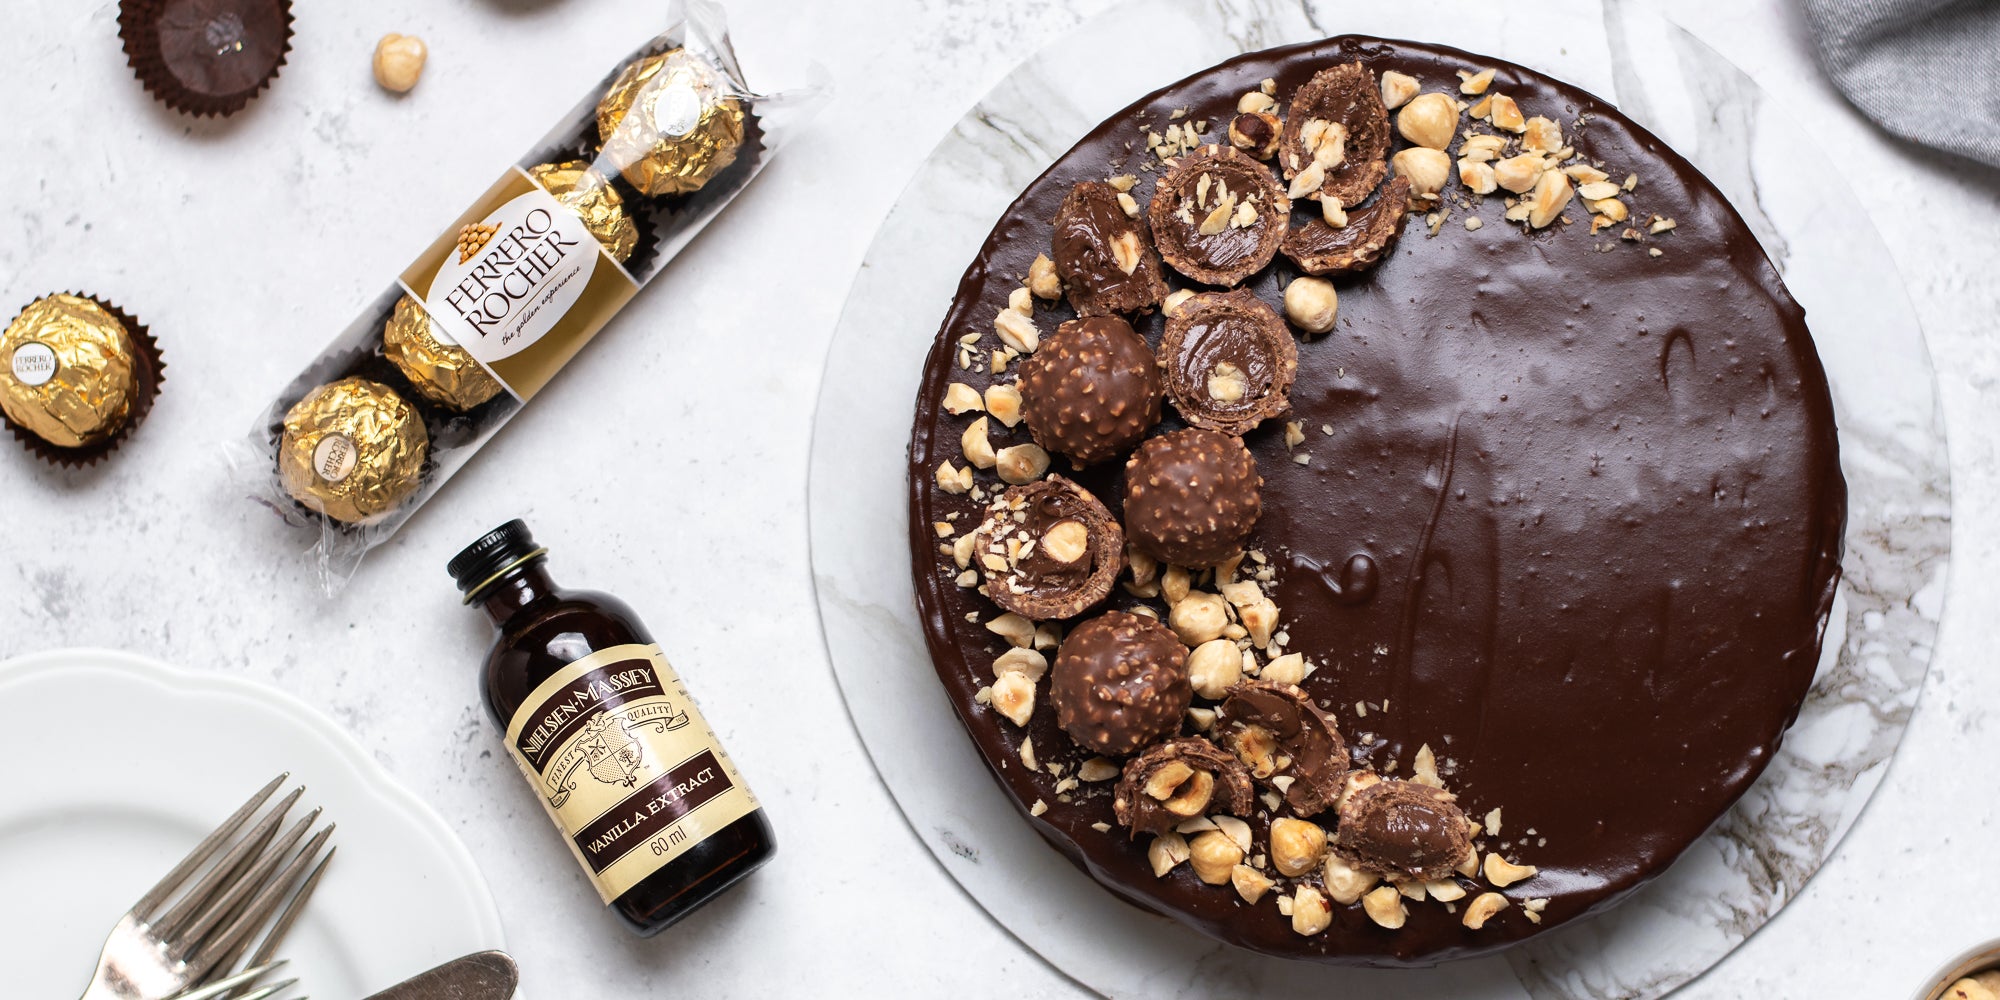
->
[1050, 610, 1192, 755]
[1281, 175, 1412, 276]
[1336, 778, 1475, 882]
[968, 476, 1125, 621]
[1281, 62, 1392, 211]
[1051, 181, 1169, 317]
[526, 161, 639, 262]
[1157, 289, 1296, 436]
[1113, 737, 1256, 837]
[1218, 681, 1348, 816]
[1145, 144, 1291, 287]
[1018, 316, 1162, 466]
[1122, 428, 1262, 567]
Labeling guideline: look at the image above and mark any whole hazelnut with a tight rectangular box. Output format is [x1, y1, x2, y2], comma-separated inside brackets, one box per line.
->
[373, 33, 428, 94]
[1227, 111, 1282, 160]
[1282, 277, 1338, 335]
[1392, 147, 1452, 201]
[1396, 92, 1458, 150]
[1270, 817, 1328, 876]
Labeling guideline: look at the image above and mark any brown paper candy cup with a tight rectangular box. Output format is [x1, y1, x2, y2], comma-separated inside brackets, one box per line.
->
[118, 0, 294, 118]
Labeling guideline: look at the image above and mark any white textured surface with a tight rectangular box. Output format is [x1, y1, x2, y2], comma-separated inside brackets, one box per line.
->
[0, 2, 1991, 999]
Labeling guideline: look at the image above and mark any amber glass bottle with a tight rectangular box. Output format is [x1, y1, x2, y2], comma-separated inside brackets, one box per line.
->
[449, 519, 775, 936]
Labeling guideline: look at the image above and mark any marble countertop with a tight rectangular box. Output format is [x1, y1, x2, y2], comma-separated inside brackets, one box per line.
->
[0, 1, 1992, 997]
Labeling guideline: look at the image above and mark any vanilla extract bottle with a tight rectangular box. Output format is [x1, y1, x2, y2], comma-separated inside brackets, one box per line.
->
[450, 519, 774, 935]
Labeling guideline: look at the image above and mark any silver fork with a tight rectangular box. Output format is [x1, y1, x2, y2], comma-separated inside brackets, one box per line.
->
[165, 962, 303, 1000]
[78, 774, 336, 1000]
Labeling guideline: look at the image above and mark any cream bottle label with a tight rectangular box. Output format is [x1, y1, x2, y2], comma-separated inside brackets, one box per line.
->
[503, 643, 759, 903]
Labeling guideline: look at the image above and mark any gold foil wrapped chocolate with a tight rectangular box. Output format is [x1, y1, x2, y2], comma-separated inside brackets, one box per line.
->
[0, 294, 138, 449]
[596, 49, 746, 196]
[527, 161, 639, 262]
[278, 377, 428, 524]
[383, 295, 505, 411]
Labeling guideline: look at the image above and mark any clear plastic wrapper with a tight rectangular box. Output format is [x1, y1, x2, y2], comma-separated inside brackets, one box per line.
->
[226, 0, 824, 593]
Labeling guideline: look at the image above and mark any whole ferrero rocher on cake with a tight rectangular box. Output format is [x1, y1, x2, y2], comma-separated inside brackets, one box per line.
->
[908, 35, 1845, 964]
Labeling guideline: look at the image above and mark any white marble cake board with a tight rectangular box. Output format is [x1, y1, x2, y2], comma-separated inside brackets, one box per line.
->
[807, 0, 1951, 996]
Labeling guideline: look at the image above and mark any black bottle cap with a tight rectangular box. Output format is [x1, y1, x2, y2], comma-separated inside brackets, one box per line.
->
[449, 519, 548, 601]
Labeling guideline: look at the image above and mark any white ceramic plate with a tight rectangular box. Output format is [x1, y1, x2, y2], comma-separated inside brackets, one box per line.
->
[0, 648, 510, 999]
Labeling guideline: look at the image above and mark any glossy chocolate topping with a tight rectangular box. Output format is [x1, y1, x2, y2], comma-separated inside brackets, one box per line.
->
[907, 36, 1845, 964]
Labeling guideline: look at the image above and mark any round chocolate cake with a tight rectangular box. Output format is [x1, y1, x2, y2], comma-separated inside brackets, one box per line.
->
[906, 35, 1844, 965]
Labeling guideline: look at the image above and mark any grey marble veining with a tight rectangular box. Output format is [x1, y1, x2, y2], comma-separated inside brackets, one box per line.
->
[810, 0, 1950, 996]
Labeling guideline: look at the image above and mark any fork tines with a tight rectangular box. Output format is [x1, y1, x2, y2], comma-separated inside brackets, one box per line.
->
[141, 774, 336, 989]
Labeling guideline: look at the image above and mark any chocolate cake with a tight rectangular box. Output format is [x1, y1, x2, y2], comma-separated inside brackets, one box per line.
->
[906, 35, 1844, 965]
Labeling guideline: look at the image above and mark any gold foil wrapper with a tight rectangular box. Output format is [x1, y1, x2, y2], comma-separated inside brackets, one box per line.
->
[0, 294, 137, 448]
[278, 377, 428, 524]
[527, 161, 638, 262]
[383, 295, 505, 411]
[596, 50, 746, 197]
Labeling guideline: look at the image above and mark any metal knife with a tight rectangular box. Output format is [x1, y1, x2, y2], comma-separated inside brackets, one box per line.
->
[363, 950, 519, 1000]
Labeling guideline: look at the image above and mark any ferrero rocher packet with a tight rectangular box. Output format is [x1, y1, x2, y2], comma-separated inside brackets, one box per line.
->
[226, 0, 823, 594]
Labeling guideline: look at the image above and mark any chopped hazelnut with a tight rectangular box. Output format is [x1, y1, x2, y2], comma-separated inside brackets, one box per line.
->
[1488, 94, 1526, 132]
[1231, 864, 1276, 904]
[1379, 70, 1420, 110]
[961, 416, 997, 470]
[1187, 830, 1244, 885]
[1323, 852, 1379, 905]
[1161, 288, 1196, 317]
[936, 460, 972, 495]
[1527, 170, 1574, 229]
[1078, 757, 1120, 782]
[942, 382, 984, 414]
[1457, 68, 1495, 95]
[1149, 832, 1191, 876]
[1483, 853, 1538, 887]
[992, 646, 1048, 682]
[1168, 592, 1231, 645]
[1425, 879, 1468, 902]
[990, 671, 1035, 727]
[1362, 885, 1407, 929]
[983, 384, 1023, 427]
[1027, 253, 1062, 299]
[995, 443, 1051, 485]
[994, 308, 1040, 353]
[1493, 154, 1545, 194]
[1291, 885, 1333, 936]
[1236, 90, 1277, 115]
[1261, 652, 1306, 685]
[1462, 891, 1508, 929]
[985, 612, 1036, 647]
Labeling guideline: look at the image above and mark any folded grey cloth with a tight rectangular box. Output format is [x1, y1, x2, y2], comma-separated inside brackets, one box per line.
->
[1800, 0, 2000, 168]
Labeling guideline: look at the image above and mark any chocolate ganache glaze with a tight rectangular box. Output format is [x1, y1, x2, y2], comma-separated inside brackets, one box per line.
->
[905, 36, 1844, 965]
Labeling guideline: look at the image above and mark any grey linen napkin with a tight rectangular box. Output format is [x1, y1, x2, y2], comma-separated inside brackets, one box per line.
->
[1800, 0, 2000, 168]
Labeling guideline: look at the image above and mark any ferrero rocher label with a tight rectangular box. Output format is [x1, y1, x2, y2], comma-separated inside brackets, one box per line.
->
[504, 643, 760, 903]
[596, 50, 746, 196]
[0, 294, 137, 448]
[383, 295, 505, 412]
[278, 377, 428, 524]
[398, 167, 638, 402]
